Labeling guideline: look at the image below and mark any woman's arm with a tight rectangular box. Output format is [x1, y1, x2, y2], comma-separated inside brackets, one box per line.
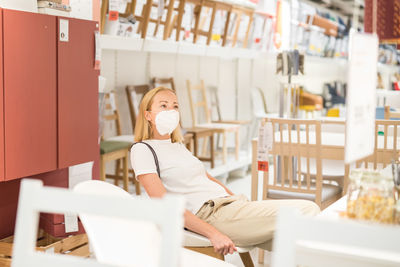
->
[206, 173, 234, 196]
[138, 173, 236, 255]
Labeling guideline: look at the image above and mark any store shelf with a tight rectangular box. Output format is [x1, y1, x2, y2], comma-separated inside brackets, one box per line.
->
[143, 38, 179, 53]
[178, 42, 207, 56]
[100, 34, 143, 51]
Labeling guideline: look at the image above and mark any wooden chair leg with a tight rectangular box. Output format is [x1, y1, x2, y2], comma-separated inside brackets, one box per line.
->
[239, 252, 255, 267]
[163, 0, 175, 40]
[206, 5, 217, 45]
[134, 178, 141, 195]
[193, 4, 203, 43]
[235, 129, 239, 160]
[100, 0, 109, 34]
[222, 131, 227, 164]
[242, 13, 253, 48]
[141, 0, 153, 38]
[209, 133, 215, 168]
[258, 248, 264, 264]
[175, 0, 186, 41]
[232, 11, 242, 47]
[193, 134, 199, 157]
[201, 136, 209, 157]
[114, 159, 121, 186]
[100, 156, 106, 181]
[184, 247, 224, 261]
[222, 10, 231, 46]
[122, 154, 129, 192]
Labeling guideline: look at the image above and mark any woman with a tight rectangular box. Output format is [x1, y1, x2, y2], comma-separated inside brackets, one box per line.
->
[130, 87, 320, 256]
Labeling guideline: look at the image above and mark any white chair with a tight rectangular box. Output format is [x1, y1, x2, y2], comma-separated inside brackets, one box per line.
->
[271, 207, 400, 267]
[12, 179, 233, 267]
[75, 180, 253, 266]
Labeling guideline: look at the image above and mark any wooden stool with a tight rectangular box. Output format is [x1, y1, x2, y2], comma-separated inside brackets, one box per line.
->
[225, 0, 255, 48]
[135, 0, 178, 39]
[174, 0, 233, 45]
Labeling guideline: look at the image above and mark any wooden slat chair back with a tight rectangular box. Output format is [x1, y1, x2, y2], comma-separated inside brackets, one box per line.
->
[356, 120, 400, 169]
[102, 91, 123, 137]
[186, 80, 240, 163]
[151, 77, 176, 91]
[187, 80, 212, 127]
[262, 118, 342, 210]
[125, 84, 151, 133]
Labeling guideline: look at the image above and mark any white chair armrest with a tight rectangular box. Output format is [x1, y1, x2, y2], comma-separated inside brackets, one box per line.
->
[183, 230, 212, 247]
[183, 230, 254, 253]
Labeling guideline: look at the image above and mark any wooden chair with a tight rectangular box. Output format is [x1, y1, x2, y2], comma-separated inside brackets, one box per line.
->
[356, 120, 400, 169]
[134, 0, 178, 39]
[101, 92, 140, 194]
[271, 207, 400, 267]
[259, 118, 343, 209]
[224, 0, 256, 48]
[187, 80, 240, 164]
[150, 77, 176, 90]
[173, 0, 233, 45]
[384, 106, 400, 120]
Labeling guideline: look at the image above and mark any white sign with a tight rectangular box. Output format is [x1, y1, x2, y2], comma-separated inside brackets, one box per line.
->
[345, 32, 378, 164]
[65, 161, 94, 233]
[257, 122, 273, 162]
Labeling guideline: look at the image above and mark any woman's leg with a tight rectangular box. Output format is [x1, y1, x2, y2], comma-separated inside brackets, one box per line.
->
[197, 195, 320, 247]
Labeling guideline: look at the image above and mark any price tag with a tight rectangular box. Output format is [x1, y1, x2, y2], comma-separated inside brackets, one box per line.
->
[109, 0, 120, 21]
[257, 122, 273, 172]
[94, 31, 101, 70]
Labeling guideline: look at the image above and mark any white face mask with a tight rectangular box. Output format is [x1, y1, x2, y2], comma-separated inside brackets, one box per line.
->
[154, 110, 180, 135]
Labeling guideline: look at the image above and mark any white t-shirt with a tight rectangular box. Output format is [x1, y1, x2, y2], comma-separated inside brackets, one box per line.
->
[130, 139, 228, 214]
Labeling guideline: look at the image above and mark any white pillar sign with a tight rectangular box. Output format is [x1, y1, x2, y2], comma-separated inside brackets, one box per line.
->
[345, 32, 378, 164]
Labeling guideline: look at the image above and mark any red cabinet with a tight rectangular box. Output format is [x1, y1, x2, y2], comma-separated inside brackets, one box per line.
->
[3, 10, 57, 180]
[0, 11, 4, 182]
[0, 9, 99, 181]
[58, 18, 99, 168]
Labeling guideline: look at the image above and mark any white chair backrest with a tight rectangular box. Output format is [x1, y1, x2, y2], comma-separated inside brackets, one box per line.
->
[271, 207, 400, 267]
[251, 87, 267, 118]
[12, 179, 185, 267]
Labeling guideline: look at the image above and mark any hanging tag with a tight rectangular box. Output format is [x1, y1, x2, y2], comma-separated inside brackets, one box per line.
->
[64, 213, 79, 233]
[109, 0, 120, 21]
[94, 31, 101, 70]
[109, 92, 117, 111]
[257, 122, 273, 172]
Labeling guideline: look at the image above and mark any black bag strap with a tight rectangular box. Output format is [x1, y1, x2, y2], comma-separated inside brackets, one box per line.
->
[131, 142, 161, 178]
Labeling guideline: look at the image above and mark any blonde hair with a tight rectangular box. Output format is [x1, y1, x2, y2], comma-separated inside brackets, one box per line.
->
[134, 87, 183, 143]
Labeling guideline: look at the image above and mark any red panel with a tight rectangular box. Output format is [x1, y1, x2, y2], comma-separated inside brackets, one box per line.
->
[58, 17, 99, 169]
[3, 10, 57, 180]
[0, 9, 4, 181]
[39, 215, 85, 238]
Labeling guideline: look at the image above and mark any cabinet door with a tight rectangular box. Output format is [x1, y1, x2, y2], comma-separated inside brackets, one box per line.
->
[0, 9, 4, 181]
[3, 10, 57, 180]
[57, 18, 99, 168]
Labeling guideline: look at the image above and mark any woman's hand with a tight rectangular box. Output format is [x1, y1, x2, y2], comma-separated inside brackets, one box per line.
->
[209, 231, 237, 255]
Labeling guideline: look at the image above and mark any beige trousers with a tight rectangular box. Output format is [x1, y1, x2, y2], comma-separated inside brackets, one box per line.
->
[196, 194, 320, 249]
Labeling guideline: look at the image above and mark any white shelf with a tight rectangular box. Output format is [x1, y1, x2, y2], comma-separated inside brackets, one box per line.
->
[100, 34, 143, 51]
[143, 38, 179, 53]
[99, 35, 400, 71]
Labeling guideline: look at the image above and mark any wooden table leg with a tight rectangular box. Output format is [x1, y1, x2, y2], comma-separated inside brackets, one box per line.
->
[193, 133, 198, 157]
[222, 9, 231, 47]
